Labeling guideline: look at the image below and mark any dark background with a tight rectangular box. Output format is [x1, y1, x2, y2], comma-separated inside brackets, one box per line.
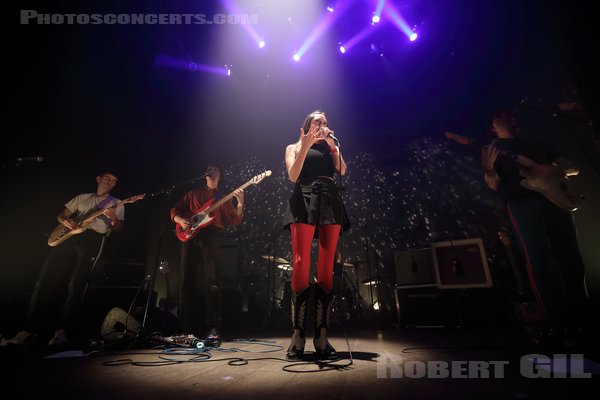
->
[1, 1, 598, 331]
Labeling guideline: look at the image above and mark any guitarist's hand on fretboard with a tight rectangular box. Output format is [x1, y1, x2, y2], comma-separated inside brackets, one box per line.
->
[481, 144, 499, 172]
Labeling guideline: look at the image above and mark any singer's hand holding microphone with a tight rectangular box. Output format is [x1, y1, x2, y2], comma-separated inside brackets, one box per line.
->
[320, 126, 340, 147]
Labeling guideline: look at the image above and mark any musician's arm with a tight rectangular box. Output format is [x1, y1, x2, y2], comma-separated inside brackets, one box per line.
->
[481, 145, 500, 190]
[57, 208, 76, 229]
[484, 170, 501, 191]
[108, 210, 123, 232]
[172, 213, 191, 230]
[170, 193, 192, 229]
[233, 189, 244, 217]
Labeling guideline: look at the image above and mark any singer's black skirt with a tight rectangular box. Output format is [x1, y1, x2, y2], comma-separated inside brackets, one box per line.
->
[282, 177, 351, 236]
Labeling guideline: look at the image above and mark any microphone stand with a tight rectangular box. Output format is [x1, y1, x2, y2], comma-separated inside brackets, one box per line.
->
[135, 175, 207, 347]
[331, 135, 347, 326]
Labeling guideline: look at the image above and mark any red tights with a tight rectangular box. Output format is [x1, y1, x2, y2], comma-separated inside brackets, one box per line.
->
[289, 223, 341, 294]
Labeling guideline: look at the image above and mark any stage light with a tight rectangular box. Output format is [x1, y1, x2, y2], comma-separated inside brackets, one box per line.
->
[292, 2, 345, 63]
[339, 44, 346, 54]
[383, 3, 417, 41]
[225, 64, 232, 76]
[293, 53, 301, 62]
[327, 6, 334, 13]
[372, 0, 385, 25]
[258, 39, 266, 48]
[155, 55, 229, 75]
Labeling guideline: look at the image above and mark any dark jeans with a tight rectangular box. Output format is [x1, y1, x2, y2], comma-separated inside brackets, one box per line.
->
[506, 194, 588, 328]
[179, 226, 223, 335]
[27, 230, 106, 340]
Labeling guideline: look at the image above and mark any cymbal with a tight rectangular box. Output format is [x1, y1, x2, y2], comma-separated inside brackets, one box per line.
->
[261, 255, 289, 264]
[362, 277, 383, 286]
[277, 263, 292, 271]
[342, 262, 355, 268]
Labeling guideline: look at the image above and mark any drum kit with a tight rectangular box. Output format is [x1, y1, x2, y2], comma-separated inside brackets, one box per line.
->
[257, 254, 292, 326]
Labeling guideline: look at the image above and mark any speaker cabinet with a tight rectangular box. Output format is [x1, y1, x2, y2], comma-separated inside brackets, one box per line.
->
[393, 248, 436, 288]
[432, 238, 492, 289]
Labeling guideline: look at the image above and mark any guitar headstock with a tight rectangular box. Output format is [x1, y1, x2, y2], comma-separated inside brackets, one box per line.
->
[250, 170, 272, 185]
[444, 131, 471, 145]
[123, 194, 146, 204]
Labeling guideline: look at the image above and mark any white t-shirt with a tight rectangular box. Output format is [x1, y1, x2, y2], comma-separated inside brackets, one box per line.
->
[64, 193, 125, 234]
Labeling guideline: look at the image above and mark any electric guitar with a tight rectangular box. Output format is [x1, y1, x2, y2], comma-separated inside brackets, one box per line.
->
[175, 170, 272, 242]
[498, 229, 547, 324]
[47, 194, 145, 247]
[444, 132, 584, 211]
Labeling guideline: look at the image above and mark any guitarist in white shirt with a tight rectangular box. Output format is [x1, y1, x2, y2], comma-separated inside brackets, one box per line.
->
[481, 109, 590, 348]
[25, 172, 124, 347]
[171, 165, 244, 346]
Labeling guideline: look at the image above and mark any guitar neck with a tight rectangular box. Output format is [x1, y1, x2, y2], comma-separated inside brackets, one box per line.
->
[455, 136, 526, 169]
[206, 180, 252, 213]
[79, 198, 124, 223]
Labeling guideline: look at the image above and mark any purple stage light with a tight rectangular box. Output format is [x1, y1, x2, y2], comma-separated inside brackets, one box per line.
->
[372, 0, 385, 25]
[384, 3, 416, 39]
[155, 54, 229, 75]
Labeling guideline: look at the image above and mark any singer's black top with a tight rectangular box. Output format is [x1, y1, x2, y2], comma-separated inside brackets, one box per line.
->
[283, 142, 351, 235]
[297, 141, 335, 182]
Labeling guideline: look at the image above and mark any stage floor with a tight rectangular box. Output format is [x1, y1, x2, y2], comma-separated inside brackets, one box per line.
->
[1, 326, 599, 399]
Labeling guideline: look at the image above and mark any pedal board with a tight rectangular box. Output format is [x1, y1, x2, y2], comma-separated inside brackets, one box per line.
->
[150, 334, 205, 349]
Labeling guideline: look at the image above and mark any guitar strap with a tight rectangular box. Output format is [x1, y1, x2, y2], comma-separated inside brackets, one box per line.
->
[96, 195, 115, 210]
[95, 195, 116, 227]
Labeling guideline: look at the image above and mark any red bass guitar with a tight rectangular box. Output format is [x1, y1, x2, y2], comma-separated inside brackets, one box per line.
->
[175, 170, 271, 242]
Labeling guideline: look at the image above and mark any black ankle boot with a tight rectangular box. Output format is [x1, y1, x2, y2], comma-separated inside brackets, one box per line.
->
[313, 284, 338, 359]
[286, 287, 309, 360]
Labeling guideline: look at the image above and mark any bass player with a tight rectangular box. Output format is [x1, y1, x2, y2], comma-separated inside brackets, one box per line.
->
[170, 165, 244, 346]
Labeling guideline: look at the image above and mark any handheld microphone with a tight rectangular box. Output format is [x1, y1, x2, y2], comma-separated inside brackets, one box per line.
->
[329, 134, 340, 147]
[321, 127, 340, 146]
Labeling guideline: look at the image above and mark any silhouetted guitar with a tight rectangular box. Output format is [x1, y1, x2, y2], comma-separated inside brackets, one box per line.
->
[175, 170, 272, 242]
[47, 194, 145, 247]
[445, 132, 584, 211]
[498, 229, 546, 324]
